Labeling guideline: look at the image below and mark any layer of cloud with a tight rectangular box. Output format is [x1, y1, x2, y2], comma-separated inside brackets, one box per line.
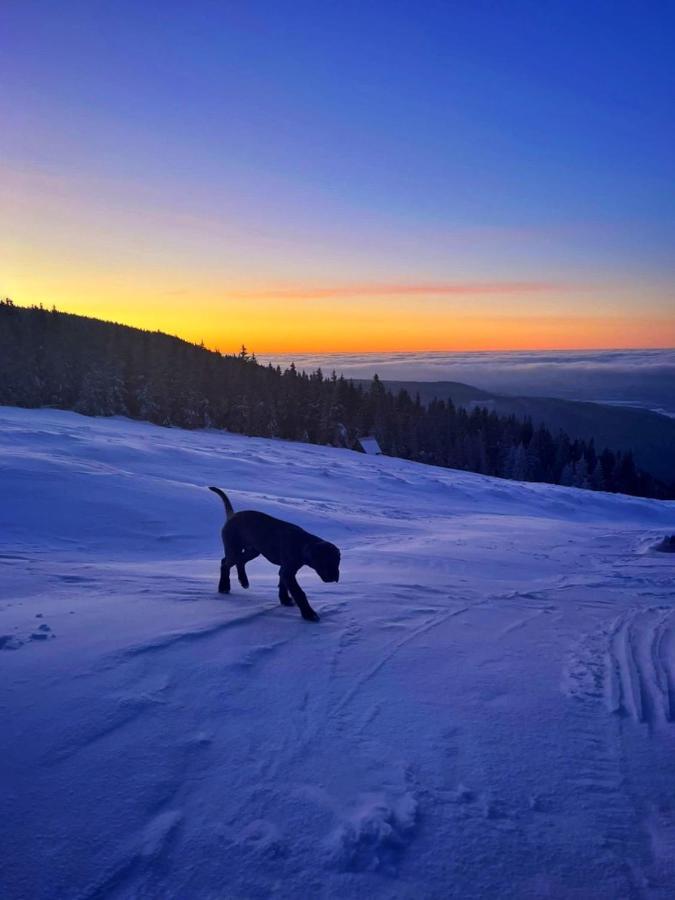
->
[234, 281, 559, 299]
[260, 348, 675, 415]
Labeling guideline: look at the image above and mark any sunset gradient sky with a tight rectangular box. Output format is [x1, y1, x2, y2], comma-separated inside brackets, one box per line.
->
[2, 1, 674, 352]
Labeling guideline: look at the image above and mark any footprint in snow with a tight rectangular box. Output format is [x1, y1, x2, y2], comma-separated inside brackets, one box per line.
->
[56, 574, 95, 584]
[140, 809, 183, 859]
[30, 623, 55, 641]
[325, 791, 418, 876]
[446, 784, 475, 805]
[240, 819, 287, 858]
[0, 634, 24, 650]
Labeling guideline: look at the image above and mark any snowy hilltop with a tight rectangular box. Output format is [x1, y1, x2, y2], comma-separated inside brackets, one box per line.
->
[2, 406, 675, 899]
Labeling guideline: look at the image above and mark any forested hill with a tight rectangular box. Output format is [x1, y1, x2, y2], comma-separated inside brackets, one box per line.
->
[372, 380, 675, 484]
[1, 300, 671, 499]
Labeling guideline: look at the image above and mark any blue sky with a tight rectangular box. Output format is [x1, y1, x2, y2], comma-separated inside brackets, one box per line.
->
[2, 1, 674, 350]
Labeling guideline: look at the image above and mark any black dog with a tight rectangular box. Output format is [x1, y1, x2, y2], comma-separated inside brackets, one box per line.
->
[209, 487, 341, 622]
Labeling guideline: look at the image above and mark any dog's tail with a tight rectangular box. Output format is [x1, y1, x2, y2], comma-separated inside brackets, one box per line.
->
[209, 487, 235, 521]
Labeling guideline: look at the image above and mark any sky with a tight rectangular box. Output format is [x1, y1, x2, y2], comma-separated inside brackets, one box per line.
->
[1, 0, 674, 353]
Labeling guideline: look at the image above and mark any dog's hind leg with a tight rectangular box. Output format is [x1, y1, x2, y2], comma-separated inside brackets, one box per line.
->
[218, 557, 231, 594]
[280, 567, 319, 622]
[218, 532, 242, 594]
[236, 548, 259, 589]
[278, 571, 294, 606]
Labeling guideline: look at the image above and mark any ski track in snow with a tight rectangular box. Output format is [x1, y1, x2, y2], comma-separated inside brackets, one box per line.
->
[2, 407, 675, 899]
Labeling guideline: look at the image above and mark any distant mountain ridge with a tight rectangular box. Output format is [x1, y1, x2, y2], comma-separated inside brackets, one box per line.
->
[274, 349, 675, 418]
[371, 380, 675, 483]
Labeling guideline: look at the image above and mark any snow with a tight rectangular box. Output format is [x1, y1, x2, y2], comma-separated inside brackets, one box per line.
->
[1, 406, 675, 899]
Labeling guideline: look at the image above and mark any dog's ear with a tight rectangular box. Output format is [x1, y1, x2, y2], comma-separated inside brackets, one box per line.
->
[301, 541, 321, 565]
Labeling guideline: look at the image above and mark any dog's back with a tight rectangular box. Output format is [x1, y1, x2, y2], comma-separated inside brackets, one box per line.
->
[227, 510, 312, 567]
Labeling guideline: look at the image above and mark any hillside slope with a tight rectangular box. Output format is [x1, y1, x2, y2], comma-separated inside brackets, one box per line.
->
[379, 379, 675, 482]
[2, 408, 675, 899]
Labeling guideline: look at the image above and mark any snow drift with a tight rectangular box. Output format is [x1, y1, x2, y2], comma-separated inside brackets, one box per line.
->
[2, 407, 675, 898]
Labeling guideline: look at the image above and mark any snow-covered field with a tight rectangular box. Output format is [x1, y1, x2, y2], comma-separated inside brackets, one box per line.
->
[2, 407, 675, 900]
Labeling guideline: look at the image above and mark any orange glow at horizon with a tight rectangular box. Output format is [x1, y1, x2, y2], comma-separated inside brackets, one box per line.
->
[5, 287, 674, 355]
[201, 314, 675, 354]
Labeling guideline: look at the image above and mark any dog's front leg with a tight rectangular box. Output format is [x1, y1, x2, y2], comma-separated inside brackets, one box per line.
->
[236, 548, 260, 589]
[280, 567, 319, 622]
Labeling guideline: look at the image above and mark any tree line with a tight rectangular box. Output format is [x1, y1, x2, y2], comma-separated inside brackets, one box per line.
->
[1, 300, 672, 499]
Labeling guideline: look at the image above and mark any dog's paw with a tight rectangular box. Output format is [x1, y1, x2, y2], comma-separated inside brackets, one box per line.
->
[218, 585, 231, 594]
[239, 579, 250, 589]
[302, 609, 321, 623]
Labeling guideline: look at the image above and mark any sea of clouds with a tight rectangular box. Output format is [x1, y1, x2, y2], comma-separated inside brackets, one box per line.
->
[260, 348, 675, 417]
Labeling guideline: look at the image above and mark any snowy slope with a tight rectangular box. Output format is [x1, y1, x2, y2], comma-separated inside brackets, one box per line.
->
[2, 407, 675, 899]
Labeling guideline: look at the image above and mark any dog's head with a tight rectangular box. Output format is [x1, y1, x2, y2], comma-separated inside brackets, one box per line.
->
[306, 540, 341, 583]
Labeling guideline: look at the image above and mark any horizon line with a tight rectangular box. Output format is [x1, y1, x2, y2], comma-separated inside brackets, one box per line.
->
[5, 300, 674, 357]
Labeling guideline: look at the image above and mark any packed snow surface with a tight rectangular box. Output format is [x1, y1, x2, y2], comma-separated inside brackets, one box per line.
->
[2, 407, 675, 899]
